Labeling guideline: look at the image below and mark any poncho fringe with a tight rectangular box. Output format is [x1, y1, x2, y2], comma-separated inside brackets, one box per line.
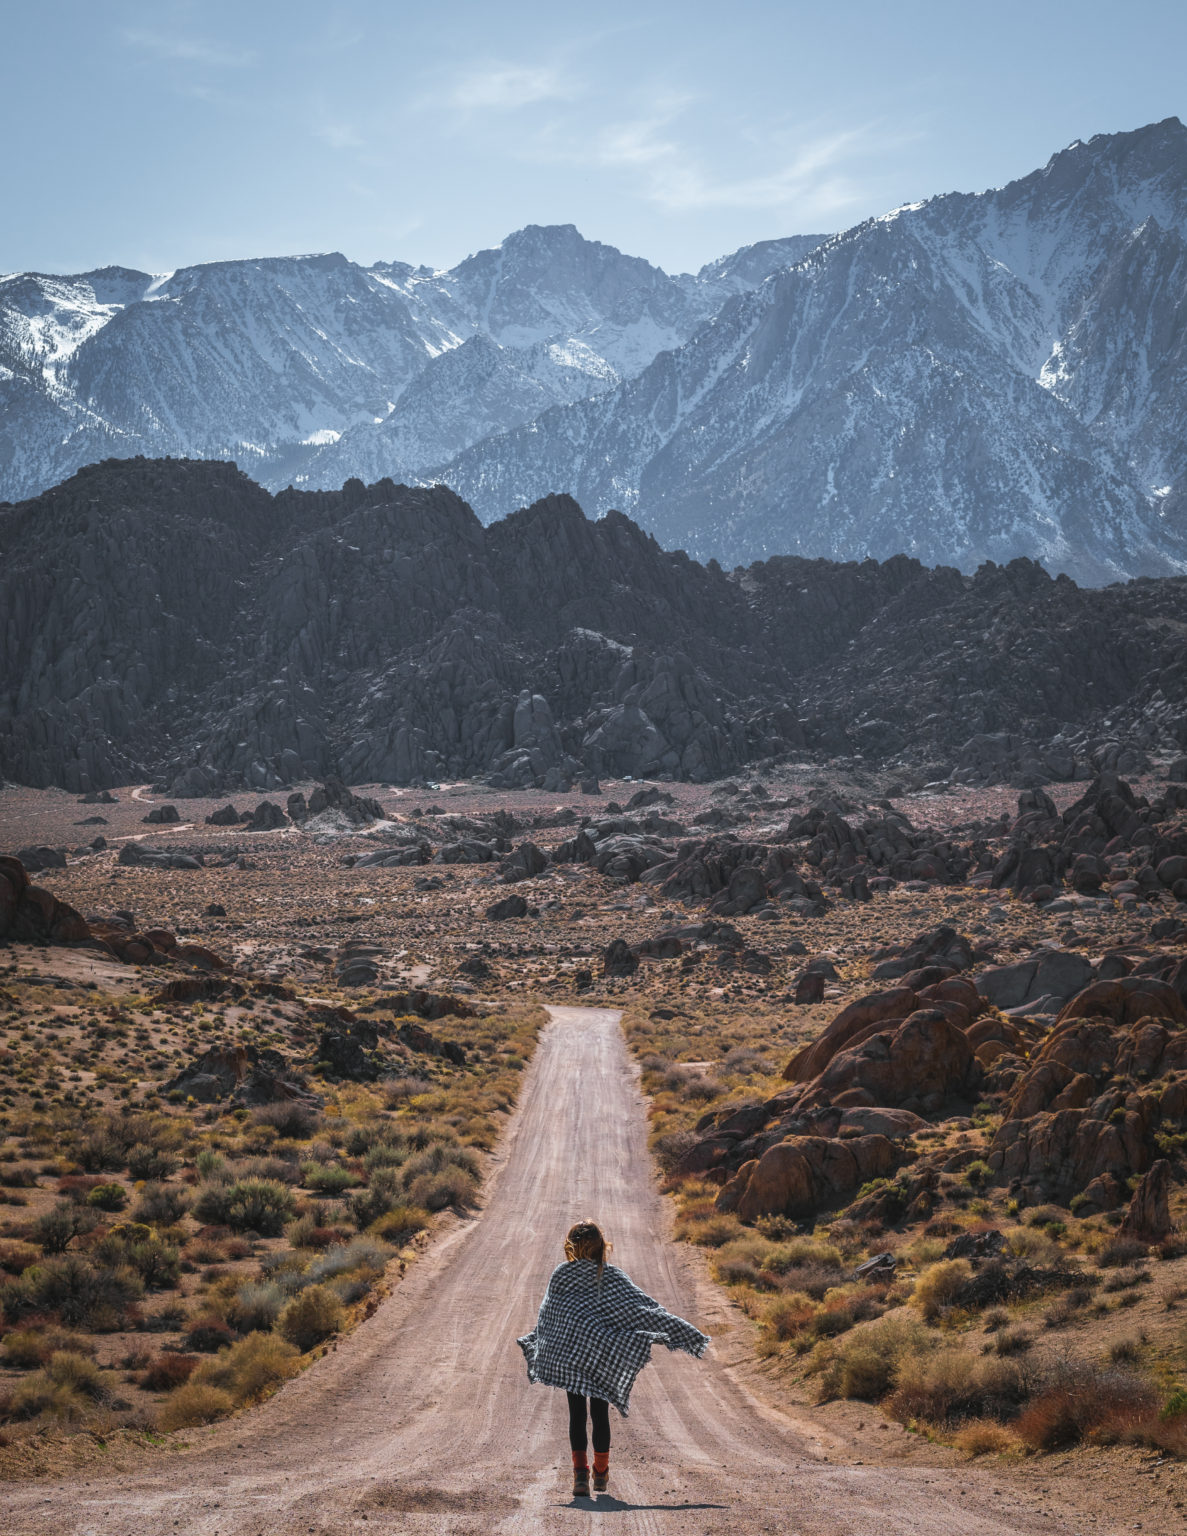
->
[517, 1260, 709, 1416]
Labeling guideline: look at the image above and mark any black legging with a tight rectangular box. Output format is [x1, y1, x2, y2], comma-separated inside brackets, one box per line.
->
[567, 1391, 611, 1456]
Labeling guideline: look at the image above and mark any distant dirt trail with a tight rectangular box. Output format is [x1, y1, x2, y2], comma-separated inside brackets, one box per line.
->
[2, 1008, 1086, 1536]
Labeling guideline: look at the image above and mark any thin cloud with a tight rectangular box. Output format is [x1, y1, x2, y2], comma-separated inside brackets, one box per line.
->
[315, 121, 366, 151]
[445, 62, 574, 113]
[590, 113, 880, 215]
[123, 29, 256, 69]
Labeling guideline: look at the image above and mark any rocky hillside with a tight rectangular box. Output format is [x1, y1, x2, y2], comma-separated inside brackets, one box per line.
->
[2, 459, 1186, 794]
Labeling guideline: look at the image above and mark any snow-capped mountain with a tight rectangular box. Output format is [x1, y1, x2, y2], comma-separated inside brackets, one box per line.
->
[0, 224, 824, 504]
[432, 118, 1187, 583]
[4, 120, 1187, 582]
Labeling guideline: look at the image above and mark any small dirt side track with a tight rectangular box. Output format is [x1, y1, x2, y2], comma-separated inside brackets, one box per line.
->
[1, 1007, 1089, 1535]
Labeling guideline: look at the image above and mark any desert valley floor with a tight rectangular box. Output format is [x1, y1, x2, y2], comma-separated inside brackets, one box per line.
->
[2, 768, 1187, 1533]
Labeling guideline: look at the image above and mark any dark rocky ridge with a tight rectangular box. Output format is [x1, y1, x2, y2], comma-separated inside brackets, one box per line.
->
[2, 457, 1186, 794]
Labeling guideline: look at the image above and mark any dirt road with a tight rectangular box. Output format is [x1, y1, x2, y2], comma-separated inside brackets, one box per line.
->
[2, 1008, 1096, 1535]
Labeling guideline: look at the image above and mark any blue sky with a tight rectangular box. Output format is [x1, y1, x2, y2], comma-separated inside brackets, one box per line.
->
[4, 0, 1185, 276]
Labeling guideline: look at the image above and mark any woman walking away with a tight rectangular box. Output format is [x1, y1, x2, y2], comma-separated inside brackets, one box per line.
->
[517, 1220, 709, 1500]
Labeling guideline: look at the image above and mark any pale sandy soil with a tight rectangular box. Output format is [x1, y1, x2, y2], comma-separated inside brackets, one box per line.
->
[0, 1008, 1180, 1536]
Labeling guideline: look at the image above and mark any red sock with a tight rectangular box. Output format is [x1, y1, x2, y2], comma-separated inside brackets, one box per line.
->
[593, 1452, 610, 1475]
[572, 1451, 589, 1470]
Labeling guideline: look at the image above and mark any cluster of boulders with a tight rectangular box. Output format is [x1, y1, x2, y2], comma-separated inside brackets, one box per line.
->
[165, 1043, 319, 1108]
[678, 923, 1187, 1225]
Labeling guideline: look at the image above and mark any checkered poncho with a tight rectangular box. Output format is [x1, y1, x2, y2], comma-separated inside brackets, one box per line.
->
[517, 1260, 709, 1416]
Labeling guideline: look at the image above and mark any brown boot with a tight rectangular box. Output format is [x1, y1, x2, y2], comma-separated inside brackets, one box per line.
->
[572, 1463, 590, 1498]
[592, 1464, 609, 1493]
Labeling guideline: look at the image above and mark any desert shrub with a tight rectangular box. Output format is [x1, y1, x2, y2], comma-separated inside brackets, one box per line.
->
[1102, 1267, 1151, 1294]
[156, 1381, 234, 1431]
[0, 1240, 39, 1276]
[760, 1237, 844, 1274]
[126, 1143, 178, 1181]
[132, 1181, 192, 1226]
[653, 1130, 699, 1172]
[754, 1214, 800, 1241]
[31, 1200, 99, 1253]
[140, 1353, 199, 1391]
[382, 1076, 432, 1106]
[993, 1329, 1033, 1356]
[239, 1156, 303, 1186]
[348, 1168, 403, 1228]
[93, 1229, 180, 1289]
[1107, 1336, 1145, 1365]
[251, 1101, 320, 1139]
[19, 1254, 144, 1328]
[210, 1179, 295, 1235]
[912, 1259, 974, 1321]
[368, 1205, 430, 1244]
[229, 1281, 285, 1333]
[1098, 1237, 1149, 1268]
[278, 1284, 343, 1351]
[814, 1315, 935, 1402]
[675, 1212, 743, 1248]
[1015, 1367, 1156, 1450]
[183, 1316, 236, 1353]
[887, 1347, 1025, 1427]
[1005, 1228, 1062, 1265]
[362, 1142, 408, 1173]
[304, 1238, 389, 1288]
[2, 1328, 93, 1368]
[954, 1422, 1018, 1457]
[47, 1349, 108, 1399]
[302, 1162, 361, 1194]
[191, 1331, 300, 1403]
[10, 1350, 111, 1420]
[192, 1181, 234, 1226]
[3, 1329, 54, 1369]
[195, 1149, 228, 1180]
[762, 1291, 818, 1343]
[73, 1127, 125, 1173]
[85, 1181, 128, 1212]
[405, 1165, 477, 1211]
[962, 1160, 992, 1188]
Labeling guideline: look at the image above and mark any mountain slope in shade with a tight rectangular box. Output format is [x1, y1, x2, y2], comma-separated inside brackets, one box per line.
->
[3, 459, 1186, 795]
[0, 225, 827, 505]
[432, 118, 1187, 583]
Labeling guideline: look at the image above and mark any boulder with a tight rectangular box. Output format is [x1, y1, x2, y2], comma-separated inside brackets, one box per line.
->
[205, 805, 241, 826]
[783, 987, 918, 1083]
[16, 845, 66, 872]
[603, 938, 639, 977]
[715, 1133, 899, 1221]
[117, 842, 203, 870]
[486, 893, 528, 921]
[0, 856, 91, 946]
[1119, 1159, 1172, 1242]
[245, 800, 287, 831]
[499, 841, 549, 883]
[792, 1008, 981, 1114]
[395, 1020, 466, 1066]
[142, 804, 181, 825]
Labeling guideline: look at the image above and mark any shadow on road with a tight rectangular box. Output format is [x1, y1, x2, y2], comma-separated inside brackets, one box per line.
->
[566, 1495, 729, 1512]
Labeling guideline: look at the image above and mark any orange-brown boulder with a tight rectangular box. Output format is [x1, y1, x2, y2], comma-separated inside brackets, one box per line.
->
[1056, 977, 1187, 1029]
[988, 1106, 1148, 1203]
[782, 987, 917, 1082]
[714, 1133, 899, 1221]
[792, 1008, 980, 1113]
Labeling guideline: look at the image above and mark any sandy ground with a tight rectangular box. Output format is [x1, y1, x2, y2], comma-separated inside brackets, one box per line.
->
[0, 1005, 1155, 1536]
